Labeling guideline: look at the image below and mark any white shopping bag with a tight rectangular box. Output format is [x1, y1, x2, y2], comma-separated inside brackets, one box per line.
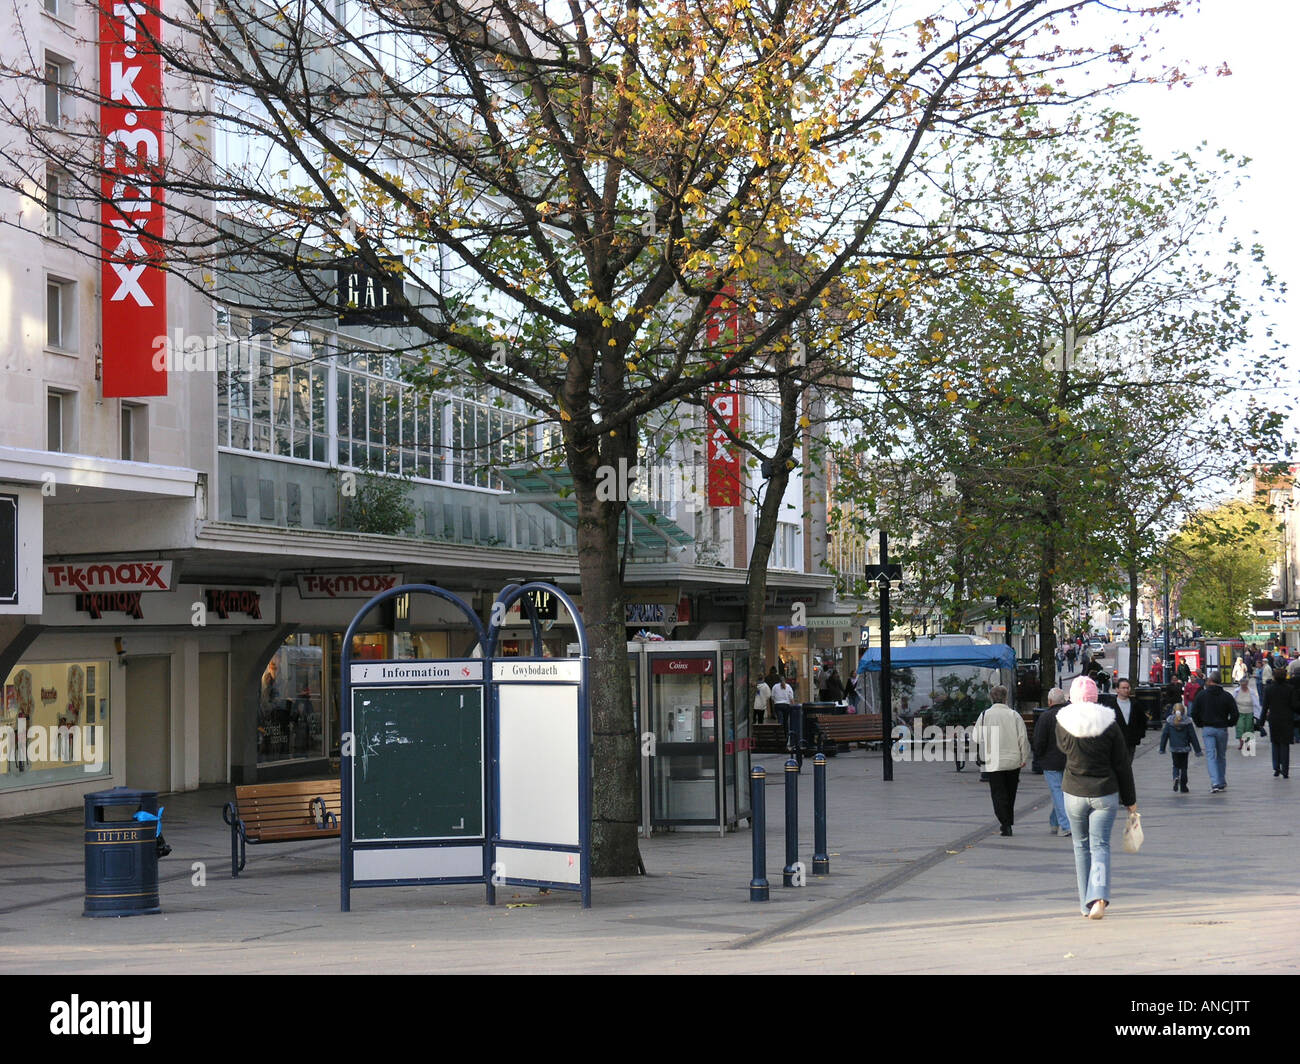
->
[1122, 811, 1144, 854]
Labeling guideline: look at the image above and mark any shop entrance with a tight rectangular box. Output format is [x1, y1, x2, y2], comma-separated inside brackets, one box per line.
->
[125, 656, 170, 793]
[198, 652, 228, 783]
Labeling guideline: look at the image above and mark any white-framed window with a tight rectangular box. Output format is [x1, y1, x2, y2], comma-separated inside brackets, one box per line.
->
[218, 324, 329, 461]
[45, 275, 75, 350]
[771, 522, 800, 571]
[44, 166, 64, 236]
[216, 320, 542, 491]
[121, 402, 146, 461]
[44, 54, 72, 124]
[47, 389, 74, 452]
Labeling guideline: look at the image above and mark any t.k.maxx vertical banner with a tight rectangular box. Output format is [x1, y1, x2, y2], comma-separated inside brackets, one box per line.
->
[100, 0, 166, 397]
[705, 286, 741, 506]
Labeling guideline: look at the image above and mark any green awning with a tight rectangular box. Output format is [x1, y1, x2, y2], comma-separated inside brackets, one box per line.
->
[497, 466, 693, 555]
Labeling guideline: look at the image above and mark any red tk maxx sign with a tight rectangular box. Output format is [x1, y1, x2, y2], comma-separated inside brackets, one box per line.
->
[705, 286, 741, 507]
[101, 1, 166, 397]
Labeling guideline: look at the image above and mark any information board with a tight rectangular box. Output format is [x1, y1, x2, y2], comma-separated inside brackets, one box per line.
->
[340, 582, 590, 910]
[352, 685, 483, 842]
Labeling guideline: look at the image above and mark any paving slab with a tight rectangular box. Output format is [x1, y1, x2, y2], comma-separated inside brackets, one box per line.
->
[1, 728, 1296, 975]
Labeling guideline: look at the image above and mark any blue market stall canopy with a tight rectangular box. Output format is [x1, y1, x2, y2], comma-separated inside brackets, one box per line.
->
[857, 644, 1016, 674]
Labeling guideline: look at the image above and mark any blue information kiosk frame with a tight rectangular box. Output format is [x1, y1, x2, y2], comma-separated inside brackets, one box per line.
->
[340, 582, 591, 910]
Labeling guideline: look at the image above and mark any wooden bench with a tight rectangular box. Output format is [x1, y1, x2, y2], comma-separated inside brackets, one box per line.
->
[222, 779, 342, 877]
[809, 713, 884, 753]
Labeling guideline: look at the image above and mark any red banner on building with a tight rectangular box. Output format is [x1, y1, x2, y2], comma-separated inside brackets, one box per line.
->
[707, 388, 741, 506]
[100, 1, 166, 397]
[706, 286, 741, 506]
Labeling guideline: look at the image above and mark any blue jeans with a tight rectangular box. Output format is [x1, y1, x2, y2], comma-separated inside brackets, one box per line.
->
[1044, 770, 1069, 832]
[1065, 791, 1119, 913]
[1202, 726, 1228, 788]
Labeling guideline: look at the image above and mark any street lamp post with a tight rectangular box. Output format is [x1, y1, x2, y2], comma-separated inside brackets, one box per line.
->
[866, 531, 903, 782]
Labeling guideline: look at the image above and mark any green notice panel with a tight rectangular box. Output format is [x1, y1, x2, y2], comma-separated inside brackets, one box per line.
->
[352, 685, 483, 841]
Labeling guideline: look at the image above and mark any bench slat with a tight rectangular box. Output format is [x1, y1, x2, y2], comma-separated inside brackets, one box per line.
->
[233, 779, 342, 843]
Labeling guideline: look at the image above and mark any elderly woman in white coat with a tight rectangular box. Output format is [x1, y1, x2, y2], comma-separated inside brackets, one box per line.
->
[1055, 675, 1138, 920]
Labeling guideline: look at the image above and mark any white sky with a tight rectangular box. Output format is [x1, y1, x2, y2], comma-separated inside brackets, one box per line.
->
[1110, 0, 1300, 436]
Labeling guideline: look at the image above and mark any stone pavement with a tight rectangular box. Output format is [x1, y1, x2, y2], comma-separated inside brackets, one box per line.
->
[1, 725, 1297, 974]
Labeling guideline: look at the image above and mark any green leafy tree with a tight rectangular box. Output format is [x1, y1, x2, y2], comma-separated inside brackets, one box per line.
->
[830, 111, 1280, 696]
[1170, 501, 1281, 638]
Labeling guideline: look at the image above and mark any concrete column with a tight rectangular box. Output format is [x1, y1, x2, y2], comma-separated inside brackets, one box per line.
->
[173, 635, 200, 791]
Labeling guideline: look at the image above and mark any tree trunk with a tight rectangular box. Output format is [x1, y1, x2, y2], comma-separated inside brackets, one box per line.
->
[1127, 562, 1141, 685]
[569, 426, 641, 877]
[1037, 520, 1058, 700]
[743, 374, 801, 718]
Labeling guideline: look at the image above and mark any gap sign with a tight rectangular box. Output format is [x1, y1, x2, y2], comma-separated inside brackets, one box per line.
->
[100, 0, 166, 397]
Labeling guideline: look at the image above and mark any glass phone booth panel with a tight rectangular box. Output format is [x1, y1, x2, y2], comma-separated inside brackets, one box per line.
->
[630, 651, 650, 838]
[649, 653, 721, 826]
[724, 648, 752, 824]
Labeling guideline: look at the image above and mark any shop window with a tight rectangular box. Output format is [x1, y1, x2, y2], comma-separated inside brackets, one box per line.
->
[1, 661, 111, 789]
[259, 635, 327, 765]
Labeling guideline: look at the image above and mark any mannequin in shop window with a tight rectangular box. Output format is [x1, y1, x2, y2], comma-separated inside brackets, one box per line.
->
[291, 684, 313, 755]
[260, 659, 282, 757]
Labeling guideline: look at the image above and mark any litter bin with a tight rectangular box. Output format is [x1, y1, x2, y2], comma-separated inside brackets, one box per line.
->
[1134, 685, 1163, 731]
[84, 787, 161, 918]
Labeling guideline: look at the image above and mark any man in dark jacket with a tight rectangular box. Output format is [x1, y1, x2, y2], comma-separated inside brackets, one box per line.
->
[818, 666, 845, 703]
[1260, 664, 1297, 778]
[1100, 678, 1145, 756]
[1191, 671, 1239, 793]
[1032, 687, 1070, 836]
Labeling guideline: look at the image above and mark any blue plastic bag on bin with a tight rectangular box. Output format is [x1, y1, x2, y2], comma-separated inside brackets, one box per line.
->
[133, 805, 171, 858]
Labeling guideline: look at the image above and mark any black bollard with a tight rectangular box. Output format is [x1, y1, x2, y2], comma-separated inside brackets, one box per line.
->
[783, 757, 800, 887]
[813, 753, 829, 875]
[749, 766, 769, 902]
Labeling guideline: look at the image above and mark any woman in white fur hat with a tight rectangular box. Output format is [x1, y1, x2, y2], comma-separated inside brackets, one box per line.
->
[1054, 675, 1139, 920]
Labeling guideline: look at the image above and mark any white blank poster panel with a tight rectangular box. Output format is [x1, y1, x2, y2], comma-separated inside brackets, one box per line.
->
[497, 684, 580, 846]
[495, 845, 581, 885]
[354, 845, 483, 882]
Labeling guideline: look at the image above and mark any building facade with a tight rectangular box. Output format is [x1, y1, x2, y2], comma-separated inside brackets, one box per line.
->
[0, 0, 846, 818]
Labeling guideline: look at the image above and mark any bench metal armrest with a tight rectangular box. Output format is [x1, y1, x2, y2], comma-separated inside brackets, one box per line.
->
[223, 800, 248, 876]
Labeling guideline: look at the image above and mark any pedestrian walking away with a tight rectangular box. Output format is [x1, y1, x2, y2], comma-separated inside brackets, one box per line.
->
[973, 685, 1030, 836]
[1032, 686, 1071, 836]
[1159, 704, 1202, 793]
[1233, 675, 1260, 750]
[1260, 662, 1297, 779]
[754, 674, 773, 728]
[1190, 670, 1239, 793]
[771, 676, 796, 731]
[818, 665, 845, 704]
[1256, 656, 1273, 705]
[1055, 675, 1138, 920]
